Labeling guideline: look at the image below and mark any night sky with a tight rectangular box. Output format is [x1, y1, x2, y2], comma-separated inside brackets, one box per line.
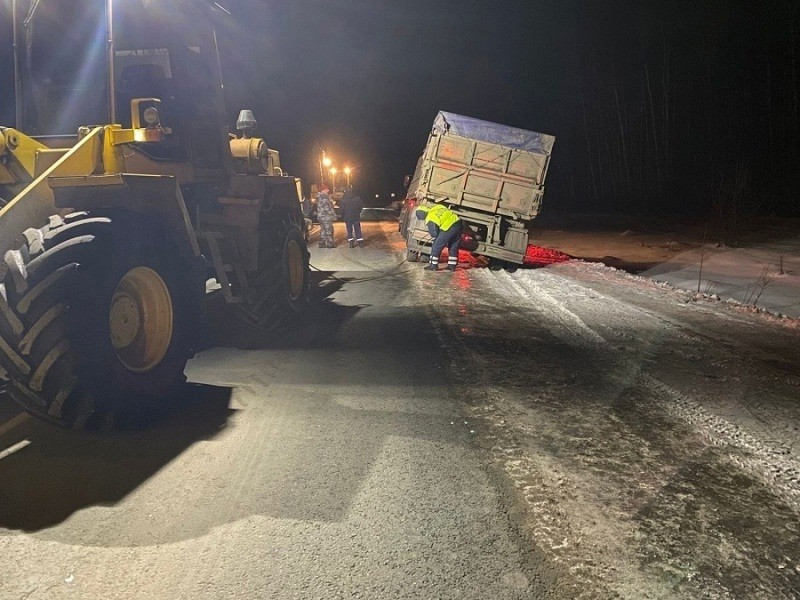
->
[2, 1, 798, 217]
[211, 0, 572, 202]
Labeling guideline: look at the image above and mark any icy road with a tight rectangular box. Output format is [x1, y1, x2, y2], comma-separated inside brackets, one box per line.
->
[0, 222, 798, 599]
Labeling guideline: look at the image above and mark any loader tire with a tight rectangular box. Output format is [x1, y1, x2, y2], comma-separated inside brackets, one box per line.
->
[0, 211, 196, 430]
[234, 209, 311, 333]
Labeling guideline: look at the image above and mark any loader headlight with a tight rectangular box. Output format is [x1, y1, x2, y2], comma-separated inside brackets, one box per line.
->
[143, 106, 160, 127]
[130, 98, 165, 131]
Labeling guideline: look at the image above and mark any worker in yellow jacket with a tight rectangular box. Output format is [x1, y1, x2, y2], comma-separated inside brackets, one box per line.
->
[415, 203, 463, 271]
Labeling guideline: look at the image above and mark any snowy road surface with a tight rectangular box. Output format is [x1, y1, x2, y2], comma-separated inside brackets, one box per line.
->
[1, 222, 798, 599]
[423, 244, 800, 598]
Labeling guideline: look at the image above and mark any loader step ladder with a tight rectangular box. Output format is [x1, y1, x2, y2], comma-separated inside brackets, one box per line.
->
[202, 231, 249, 304]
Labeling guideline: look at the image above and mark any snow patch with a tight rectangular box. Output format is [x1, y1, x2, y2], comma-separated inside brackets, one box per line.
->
[644, 237, 800, 318]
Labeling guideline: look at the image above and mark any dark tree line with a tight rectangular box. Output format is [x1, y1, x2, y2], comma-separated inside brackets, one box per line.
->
[555, 0, 799, 225]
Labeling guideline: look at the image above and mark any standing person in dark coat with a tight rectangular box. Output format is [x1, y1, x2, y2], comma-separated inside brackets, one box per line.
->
[340, 187, 365, 248]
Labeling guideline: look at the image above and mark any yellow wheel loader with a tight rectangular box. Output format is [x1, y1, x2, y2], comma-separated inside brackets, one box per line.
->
[0, 0, 310, 429]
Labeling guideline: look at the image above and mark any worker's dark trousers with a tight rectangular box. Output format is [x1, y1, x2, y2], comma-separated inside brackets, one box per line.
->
[345, 220, 363, 242]
[430, 222, 462, 268]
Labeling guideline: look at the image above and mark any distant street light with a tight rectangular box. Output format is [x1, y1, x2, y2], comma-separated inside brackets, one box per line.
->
[344, 166, 352, 187]
[390, 193, 396, 198]
[319, 150, 332, 187]
[375, 194, 379, 198]
[329, 167, 338, 189]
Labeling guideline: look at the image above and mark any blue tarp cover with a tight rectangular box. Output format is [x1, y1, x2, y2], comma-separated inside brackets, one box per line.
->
[432, 111, 555, 155]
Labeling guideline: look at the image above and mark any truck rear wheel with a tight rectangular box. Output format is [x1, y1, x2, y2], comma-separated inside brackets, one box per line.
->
[488, 258, 505, 271]
[0, 211, 196, 429]
[487, 258, 519, 272]
[234, 210, 310, 333]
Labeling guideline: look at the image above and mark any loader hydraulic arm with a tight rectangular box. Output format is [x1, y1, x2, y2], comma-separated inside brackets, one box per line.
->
[0, 114, 197, 260]
[0, 127, 50, 187]
[0, 126, 103, 259]
[0, 97, 170, 194]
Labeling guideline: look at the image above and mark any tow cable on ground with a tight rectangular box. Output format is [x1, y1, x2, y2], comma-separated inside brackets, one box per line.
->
[308, 258, 414, 284]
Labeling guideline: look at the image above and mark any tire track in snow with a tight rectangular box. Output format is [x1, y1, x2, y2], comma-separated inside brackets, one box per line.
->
[421, 282, 612, 598]
[640, 374, 800, 505]
[482, 266, 800, 509]
[422, 262, 800, 596]
[534, 264, 793, 351]
[479, 270, 606, 348]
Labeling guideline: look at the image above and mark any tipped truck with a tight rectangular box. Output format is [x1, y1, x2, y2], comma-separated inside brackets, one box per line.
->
[401, 112, 555, 267]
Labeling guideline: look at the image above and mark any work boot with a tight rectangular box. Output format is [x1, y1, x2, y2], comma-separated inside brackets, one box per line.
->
[447, 265, 457, 272]
[358, 240, 365, 248]
[423, 264, 438, 271]
[349, 239, 355, 248]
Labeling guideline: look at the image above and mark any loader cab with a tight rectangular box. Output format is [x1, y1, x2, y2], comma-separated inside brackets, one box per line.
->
[111, 1, 231, 181]
[111, 42, 229, 177]
[12, 0, 232, 181]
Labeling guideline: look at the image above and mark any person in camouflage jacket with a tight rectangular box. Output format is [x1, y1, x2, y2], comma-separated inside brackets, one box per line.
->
[316, 187, 337, 248]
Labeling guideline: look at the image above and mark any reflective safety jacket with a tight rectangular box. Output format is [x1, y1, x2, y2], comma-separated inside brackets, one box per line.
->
[417, 203, 460, 235]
